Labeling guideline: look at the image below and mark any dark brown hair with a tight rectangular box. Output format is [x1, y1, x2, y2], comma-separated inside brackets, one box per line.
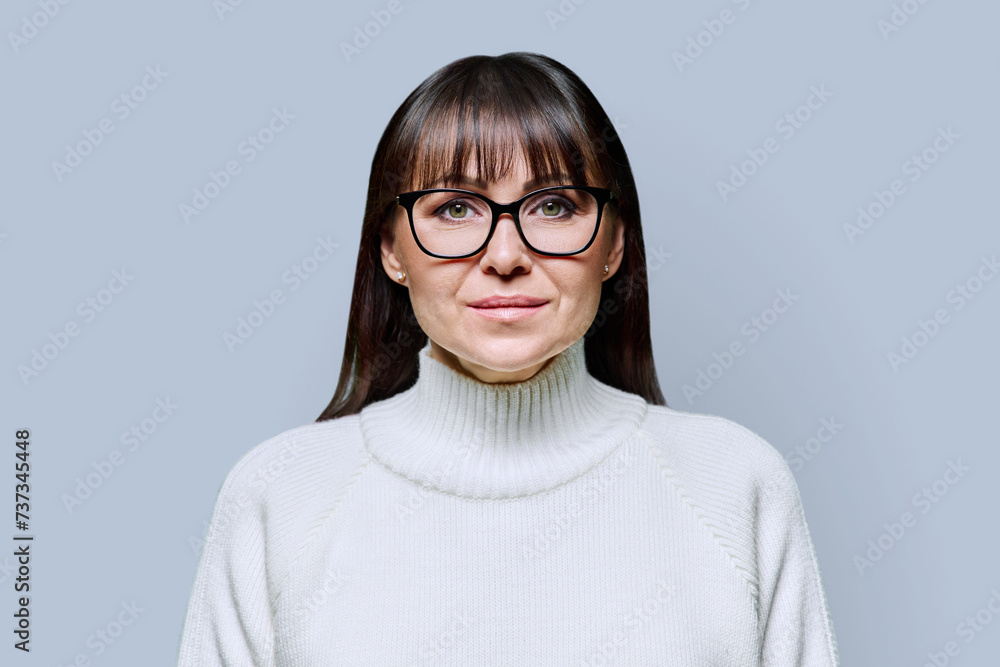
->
[316, 52, 665, 421]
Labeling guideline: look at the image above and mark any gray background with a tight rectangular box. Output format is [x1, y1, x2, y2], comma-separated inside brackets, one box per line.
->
[2, 0, 998, 665]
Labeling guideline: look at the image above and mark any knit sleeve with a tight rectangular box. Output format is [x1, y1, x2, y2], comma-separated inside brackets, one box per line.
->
[176, 462, 276, 667]
[755, 464, 839, 666]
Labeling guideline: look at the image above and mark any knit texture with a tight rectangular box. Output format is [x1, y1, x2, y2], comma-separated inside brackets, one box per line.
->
[176, 336, 839, 665]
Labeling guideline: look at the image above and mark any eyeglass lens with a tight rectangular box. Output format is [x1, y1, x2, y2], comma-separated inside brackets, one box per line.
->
[410, 188, 599, 255]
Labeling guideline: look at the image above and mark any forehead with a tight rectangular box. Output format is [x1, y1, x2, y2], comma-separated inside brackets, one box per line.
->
[432, 154, 579, 189]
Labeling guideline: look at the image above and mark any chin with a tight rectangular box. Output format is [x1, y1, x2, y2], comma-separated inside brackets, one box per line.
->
[446, 336, 554, 376]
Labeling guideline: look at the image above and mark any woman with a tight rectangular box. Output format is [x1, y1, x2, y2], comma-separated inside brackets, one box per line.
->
[177, 52, 839, 665]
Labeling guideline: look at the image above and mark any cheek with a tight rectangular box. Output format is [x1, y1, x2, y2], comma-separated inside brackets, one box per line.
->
[408, 269, 464, 319]
[551, 269, 605, 321]
[406, 287, 443, 340]
[581, 284, 605, 322]
[408, 283, 439, 323]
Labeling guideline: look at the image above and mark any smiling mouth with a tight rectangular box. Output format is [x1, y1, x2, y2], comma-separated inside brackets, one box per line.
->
[468, 303, 547, 320]
[467, 295, 548, 308]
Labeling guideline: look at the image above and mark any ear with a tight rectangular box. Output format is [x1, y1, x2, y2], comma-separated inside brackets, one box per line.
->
[379, 214, 406, 280]
[603, 213, 626, 281]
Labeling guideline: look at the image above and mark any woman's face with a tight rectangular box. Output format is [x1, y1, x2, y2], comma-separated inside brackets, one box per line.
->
[380, 152, 625, 383]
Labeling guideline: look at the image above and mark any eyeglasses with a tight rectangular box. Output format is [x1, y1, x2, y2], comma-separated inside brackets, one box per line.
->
[394, 185, 615, 259]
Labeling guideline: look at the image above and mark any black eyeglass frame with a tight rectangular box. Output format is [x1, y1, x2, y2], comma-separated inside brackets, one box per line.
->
[394, 185, 616, 259]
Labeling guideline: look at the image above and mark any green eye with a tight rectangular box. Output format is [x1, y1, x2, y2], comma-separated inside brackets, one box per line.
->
[541, 201, 563, 216]
[448, 203, 468, 218]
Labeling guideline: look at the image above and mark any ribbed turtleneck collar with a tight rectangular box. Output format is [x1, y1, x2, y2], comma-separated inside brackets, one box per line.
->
[358, 336, 649, 499]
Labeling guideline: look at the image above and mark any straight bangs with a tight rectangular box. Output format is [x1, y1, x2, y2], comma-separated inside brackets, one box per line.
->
[383, 63, 608, 202]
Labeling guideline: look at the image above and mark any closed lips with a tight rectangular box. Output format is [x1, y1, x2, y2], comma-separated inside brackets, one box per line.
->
[468, 296, 547, 307]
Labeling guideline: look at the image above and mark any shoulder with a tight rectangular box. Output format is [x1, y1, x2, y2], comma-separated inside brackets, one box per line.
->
[205, 416, 371, 557]
[215, 416, 368, 507]
[638, 404, 796, 502]
[636, 405, 802, 596]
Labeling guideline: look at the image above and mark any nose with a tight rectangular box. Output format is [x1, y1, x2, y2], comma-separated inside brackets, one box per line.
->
[481, 212, 531, 270]
[490, 212, 521, 245]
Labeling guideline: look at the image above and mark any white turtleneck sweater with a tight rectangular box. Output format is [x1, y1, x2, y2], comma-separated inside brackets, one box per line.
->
[176, 336, 839, 666]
